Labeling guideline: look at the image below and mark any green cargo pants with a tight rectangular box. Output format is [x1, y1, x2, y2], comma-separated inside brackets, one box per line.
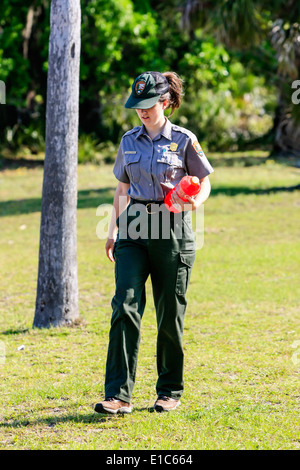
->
[104, 200, 196, 402]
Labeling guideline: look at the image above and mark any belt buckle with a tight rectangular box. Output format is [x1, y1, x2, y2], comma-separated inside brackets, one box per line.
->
[146, 202, 155, 214]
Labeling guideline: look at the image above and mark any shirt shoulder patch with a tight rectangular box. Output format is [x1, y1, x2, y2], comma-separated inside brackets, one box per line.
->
[193, 141, 205, 157]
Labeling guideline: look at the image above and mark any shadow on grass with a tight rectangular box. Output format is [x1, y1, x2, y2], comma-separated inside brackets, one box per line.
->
[0, 157, 45, 171]
[0, 406, 153, 429]
[1, 152, 268, 170]
[0, 187, 115, 217]
[209, 154, 268, 167]
[211, 183, 300, 197]
[0, 183, 299, 218]
[1, 328, 30, 335]
[0, 412, 110, 427]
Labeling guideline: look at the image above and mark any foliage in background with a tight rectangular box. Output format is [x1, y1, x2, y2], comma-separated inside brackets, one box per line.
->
[176, 38, 276, 150]
[179, 0, 300, 155]
[0, 0, 289, 159]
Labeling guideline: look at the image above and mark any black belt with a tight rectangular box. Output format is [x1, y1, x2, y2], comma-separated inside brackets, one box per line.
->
[130, 198, 165, 214]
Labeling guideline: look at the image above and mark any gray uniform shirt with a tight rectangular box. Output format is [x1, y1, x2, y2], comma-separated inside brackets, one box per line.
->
[113, 118, 214, 201]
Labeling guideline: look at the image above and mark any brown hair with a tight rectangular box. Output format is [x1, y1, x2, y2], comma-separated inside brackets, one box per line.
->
[159, 71, 184, 116]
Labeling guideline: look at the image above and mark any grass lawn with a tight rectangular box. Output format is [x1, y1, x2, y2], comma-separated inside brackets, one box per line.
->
[0, 155, 299, 450]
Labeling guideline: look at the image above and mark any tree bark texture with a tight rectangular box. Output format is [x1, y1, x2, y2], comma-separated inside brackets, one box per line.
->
[274, 104, 300, 157]
[34, 0, 81, 328]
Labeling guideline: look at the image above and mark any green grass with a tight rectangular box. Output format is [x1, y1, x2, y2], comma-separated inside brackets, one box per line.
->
[0, 156, 300, 450]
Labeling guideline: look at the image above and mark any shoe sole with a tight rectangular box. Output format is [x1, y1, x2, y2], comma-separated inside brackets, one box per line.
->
[94, 403, 132, 414]
[154, 401, 180, 412]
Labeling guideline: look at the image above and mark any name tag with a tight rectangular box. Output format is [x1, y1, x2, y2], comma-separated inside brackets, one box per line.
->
[124, 151, 137, 154]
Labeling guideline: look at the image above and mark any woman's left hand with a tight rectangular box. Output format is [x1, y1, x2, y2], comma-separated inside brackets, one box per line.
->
[171, 191, 198, 212]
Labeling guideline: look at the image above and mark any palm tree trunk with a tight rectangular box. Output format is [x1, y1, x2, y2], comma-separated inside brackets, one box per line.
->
[274, 104, 300, 157]
[33, 0, 81, 328]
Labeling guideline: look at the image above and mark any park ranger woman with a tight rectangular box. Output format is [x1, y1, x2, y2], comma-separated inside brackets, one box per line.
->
[95, 71, 213, 414]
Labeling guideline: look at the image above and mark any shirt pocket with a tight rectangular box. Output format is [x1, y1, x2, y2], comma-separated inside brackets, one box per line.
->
[156, 153, 184, 183]
[124, 153, 141, 183]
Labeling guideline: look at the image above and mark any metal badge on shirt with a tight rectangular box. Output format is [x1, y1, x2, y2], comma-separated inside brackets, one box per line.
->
[159, 143, 180, 155]
[169, 142, 178, 152]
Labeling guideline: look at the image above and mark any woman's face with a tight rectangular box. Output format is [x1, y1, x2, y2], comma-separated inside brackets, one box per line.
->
[136, 100, 168, 130]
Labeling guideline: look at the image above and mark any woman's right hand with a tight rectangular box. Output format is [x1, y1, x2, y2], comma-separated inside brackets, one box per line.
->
[105, 181, 130, 262]
[105, 237, 116, 262]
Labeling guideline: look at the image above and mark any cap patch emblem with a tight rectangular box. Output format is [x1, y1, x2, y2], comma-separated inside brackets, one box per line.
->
[193, 141, 204, 157]
[135, 80, 146, 95]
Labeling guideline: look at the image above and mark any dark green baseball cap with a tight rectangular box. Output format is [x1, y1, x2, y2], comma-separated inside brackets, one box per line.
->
[125, 71, 169, 109]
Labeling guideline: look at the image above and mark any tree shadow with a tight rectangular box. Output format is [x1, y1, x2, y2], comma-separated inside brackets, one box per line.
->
[1, 328, 30, 335]
[208, 153, 300, 168]
[0, 157, 44, 171]
[209, 155, 268, 167]
[0, 412, 110, 428]
[0, 183, 299, 218]
[77, 188, 115, 209]
[0, 187, 115, 217]
[0, 406, 152, 429]
[210, 183, 300, 197]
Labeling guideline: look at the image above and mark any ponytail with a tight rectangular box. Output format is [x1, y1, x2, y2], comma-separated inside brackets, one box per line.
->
[160, 71, 184, 116]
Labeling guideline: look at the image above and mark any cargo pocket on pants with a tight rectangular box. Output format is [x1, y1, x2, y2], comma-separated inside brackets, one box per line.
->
[175, 252, 196, 295]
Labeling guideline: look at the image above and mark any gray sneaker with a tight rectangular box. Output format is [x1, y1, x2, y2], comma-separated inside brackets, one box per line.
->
[94, 397, 132, 414]
[154, 396, 180, 412]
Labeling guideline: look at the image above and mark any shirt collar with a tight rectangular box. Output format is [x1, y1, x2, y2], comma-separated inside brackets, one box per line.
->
[160, 118, 172, 141]
[135, 125, 147, 140]
[135, 118, 172, 141]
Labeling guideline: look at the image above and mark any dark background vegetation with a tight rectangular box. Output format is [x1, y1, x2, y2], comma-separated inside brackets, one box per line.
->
[0, 0, 299, 165]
